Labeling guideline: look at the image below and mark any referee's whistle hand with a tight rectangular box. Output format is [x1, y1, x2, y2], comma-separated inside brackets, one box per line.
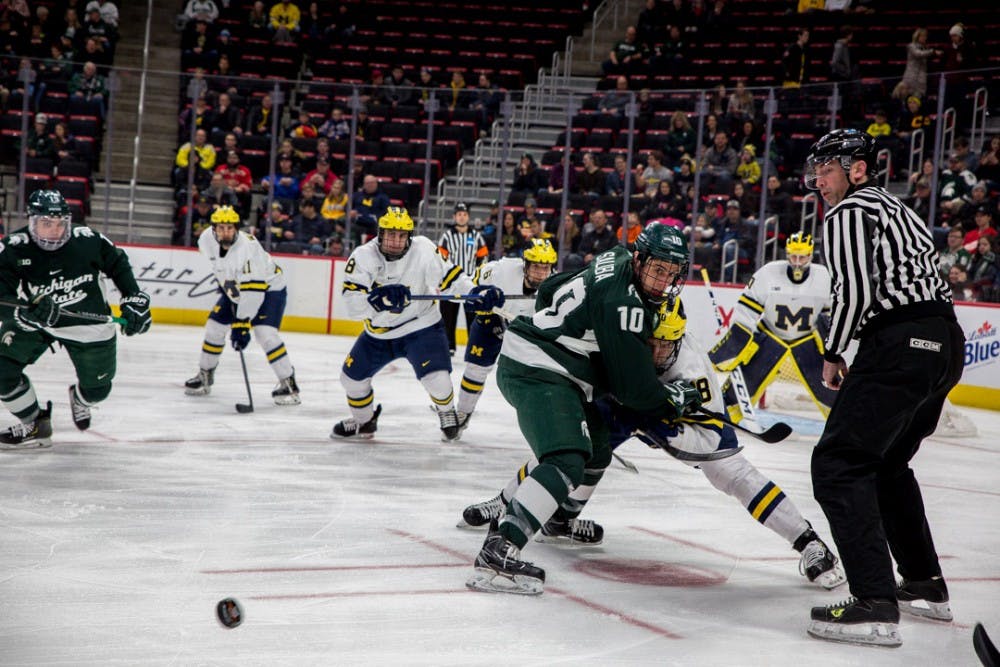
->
[822, 359, 848, 390]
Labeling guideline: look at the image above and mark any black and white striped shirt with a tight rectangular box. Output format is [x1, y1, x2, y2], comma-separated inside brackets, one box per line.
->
[438, 226, 488, 277]
[822, 181, 953, 359]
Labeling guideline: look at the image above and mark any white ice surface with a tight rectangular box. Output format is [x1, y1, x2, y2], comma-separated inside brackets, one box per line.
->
[1, 324, 998, 666]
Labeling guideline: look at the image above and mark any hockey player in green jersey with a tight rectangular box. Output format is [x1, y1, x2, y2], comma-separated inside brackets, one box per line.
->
[0, 190, 151, 448]
[467, 221, 703, 595]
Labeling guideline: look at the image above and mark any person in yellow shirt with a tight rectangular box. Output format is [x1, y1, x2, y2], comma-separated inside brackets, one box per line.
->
[865, 109, 892, 138]
[797, 0, 824, 11]
[321, 178, 348, 234]
[269, 0, 300, 41]
[736, 144, 762, 186]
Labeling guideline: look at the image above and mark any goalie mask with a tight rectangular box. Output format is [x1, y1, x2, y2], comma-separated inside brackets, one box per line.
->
[803, 128, 876, 191]
[378, 206, 414, 261]
[27, 189, 72, 251]
[210, 205, 242, 249]
[785, 231, 814, 283]
[522, 238, 557, 289]
[633, 221, 689, 306]
[649, 296, 686, 374]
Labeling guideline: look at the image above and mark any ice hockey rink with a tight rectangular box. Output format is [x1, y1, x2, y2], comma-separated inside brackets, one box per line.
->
[1, 324, 997, 666]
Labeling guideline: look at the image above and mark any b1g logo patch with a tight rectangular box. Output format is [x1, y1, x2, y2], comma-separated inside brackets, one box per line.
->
[909, 337, 942, 352]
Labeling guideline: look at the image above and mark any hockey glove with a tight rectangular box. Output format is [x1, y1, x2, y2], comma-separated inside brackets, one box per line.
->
[230, 319, 252, 351]
[120, 292, 152, 336]
[367, 284, 411, 314]
[222, 280, 240, 302]
[17, 293, 61, 328]
[662, 379, 703, 420]
[466, 285, 505, 313]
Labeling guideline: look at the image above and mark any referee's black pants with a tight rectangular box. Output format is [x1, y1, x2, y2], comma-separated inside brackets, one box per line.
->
[811, 315, 965, 601]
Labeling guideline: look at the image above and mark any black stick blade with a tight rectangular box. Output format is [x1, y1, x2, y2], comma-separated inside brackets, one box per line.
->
[236, 403, 254, 414]
[975, 623, 1000, 667]
[758, 422, 793, 443]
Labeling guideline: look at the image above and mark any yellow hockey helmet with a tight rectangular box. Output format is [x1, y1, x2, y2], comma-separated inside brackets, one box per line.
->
[522, 239, 557, 265]
[650, 296, 686, 373]
[210, 205, 241, 226]
[378, 206, 415, 232]
[785, 231, 814, 283]
[377, 206, 415, 260]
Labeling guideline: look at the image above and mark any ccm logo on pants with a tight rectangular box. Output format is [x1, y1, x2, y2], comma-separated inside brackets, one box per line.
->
[909, 337, 942, 352]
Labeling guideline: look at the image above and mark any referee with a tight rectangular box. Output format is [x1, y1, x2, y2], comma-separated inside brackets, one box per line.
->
[802, 129, 964, 648]
[438, 202, 488, 354]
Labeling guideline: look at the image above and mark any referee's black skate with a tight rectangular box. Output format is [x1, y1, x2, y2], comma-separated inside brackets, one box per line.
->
[807, 597, 901, 647]
[794, 525, 846, 589]
[897, 576, 952, 621]
[331, 404, 381, 439]
[467, 520, 545, 595]
[0, 401, 53, 450]
[68, 384, 92, 431]
[537, 509, 604, 545]
[184, 368, 214, 396]
[458, 492, 505, 528]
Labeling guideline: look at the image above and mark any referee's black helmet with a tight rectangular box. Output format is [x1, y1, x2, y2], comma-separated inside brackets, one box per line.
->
[804, 128, 877, 191]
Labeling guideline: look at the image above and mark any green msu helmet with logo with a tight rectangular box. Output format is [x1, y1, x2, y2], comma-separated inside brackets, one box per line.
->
[27, 189, 72, 251]
[633, 221, 689, 304]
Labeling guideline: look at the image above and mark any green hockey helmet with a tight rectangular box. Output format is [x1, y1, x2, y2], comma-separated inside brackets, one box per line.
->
[633, 221, 689, 304]
[27, 189, 72, 251]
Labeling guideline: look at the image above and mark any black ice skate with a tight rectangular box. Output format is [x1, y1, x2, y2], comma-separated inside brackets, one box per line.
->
[794, 526, 846, 589]
[537, 509, 604, 545]
[456, 411, 471, 435]
[0, 401, 53, 450]
[331, 404, 382, 439]
[457, 492, 505, 528]
[68, 384, 91, 431]
[897, 576, 953, 621]
[272, 373, 301, 406]
[466, 520, 545, 595]
[184, 368, 214, 396]
[438, 408, 460, 441]
[807, 597, 901, 648]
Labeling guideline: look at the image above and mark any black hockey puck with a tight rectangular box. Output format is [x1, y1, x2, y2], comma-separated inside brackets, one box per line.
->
[216, 597, 244, 628]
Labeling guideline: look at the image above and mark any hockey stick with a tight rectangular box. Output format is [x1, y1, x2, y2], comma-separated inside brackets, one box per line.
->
[975, 623, 1000, 667]
[0, 298, 127, 325]
[699, 269, 761, 429]
[612, 451, 639, 473]
[693, 406, 792, 444]
[235, 348, 254, 414]
[634, 428, 745, 462]
[409, 294, 536, 301]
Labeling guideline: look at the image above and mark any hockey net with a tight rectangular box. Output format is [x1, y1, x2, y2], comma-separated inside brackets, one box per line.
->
[758, 355, 978, 438]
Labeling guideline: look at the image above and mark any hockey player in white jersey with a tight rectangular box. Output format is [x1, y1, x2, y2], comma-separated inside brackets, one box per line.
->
[183, 205, 300, 405]
[455, 239, 557, 434]
[708, 232, 837, 416]
[332, 207, 504, 441]
[462, 296, 846, 590]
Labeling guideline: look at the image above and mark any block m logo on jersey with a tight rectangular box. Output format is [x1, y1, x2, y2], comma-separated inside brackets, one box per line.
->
[774, 304, 814, 333]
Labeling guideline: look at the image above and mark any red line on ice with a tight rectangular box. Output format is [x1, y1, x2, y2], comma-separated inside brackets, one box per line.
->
[547, 586, 683, 639]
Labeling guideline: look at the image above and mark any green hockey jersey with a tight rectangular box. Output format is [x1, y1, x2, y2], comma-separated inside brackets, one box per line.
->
[500, 245, 678, 418]
[0, 226, 142, 343]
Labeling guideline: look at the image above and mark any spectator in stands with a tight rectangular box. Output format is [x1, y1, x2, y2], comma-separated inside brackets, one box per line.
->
[81, 35, 111, 70]
[554, 211, 581, 258]
[326, 233, 347, 258]
[349, 174, 390, 242]
[470, 72, 501, 137]
[943, 22, 976, 75]
[950, 181, 993, 232]
[699, 113, 720, 151]
[707, 83, 728, 121]
[183, 0, 220, 25]
[939, 226, 972, 281]
[417, 67, 438, 112]
[511, 153, 545, 198]
[977, 135, 1000, 187]
[829, 26, 855, 82]
[699, 131, 738, 195]
[247, 2, 270, 40]
[727, 80, 755, 125]
[204, 171, 239, 209]
[261, 155, 301, 206]
[714, 199, 756, 276]
[731, 180, 758, 221]
[448, 70, 468, 112]
[173, 194, 216, 246]
[894, 28, 940, 100]
[317, 106, 350, 141]
[907, 176, 933, 225]
[287, 108, 317, 139]
[605, 153, 637, 197]
[780, 28, 810, 89]
[661, 0, 689, 31]
[577, 152, 606, 201]
[353, 104, 377, 142]
[636, 0, 663, 49]
[598, 76, 630, 115]
[733, 119, 761, 154]
[735, 145, 761, 187]
[24, 113, 54, 160]
[211, 93, 242, 134]
[83, 2, 116, 57]
[213, 29, 238, 64]
[215, 132, 240, 161]
[269, 0, 301, 42]
[175, 128, 216, 183]
[952, 136, 979, 174]
[964, 205, 998, 249]
[321, 178, 348, 233]
[181, 19, 214, 69]
[865, 108, 896, 160]
[301, 155, 338, 195]
[244, 93, 275, 137]
[664, 111, 696, 167]
[642, 179, 685, 222]
[939, 153, 977, 213]
[382, 65, 414, 108]
[577, 208, 617, 264]
[215, 150, 252, 213]
[517, 198, 543, 229]
[69, 60, 106, 104]
[39, 41, 72, 85]
[500, 210, 522, 257]
[895, 95, 932, 147]
[675, 156, 696, 192]
[763, 174, 796, 235]
[301, 2, 330, 45]
[546, 153, 576, 198]
[96, 0, 118, 27]
[968, 236, 998, 298]
[294, 198, 331, 254]
[649, 24, 686, 76]
[179, 96, 216, 140]
[948, 264, 972, 302]
[638, 150, 672, 198]
[314, 136, 332, 164]
[275, 138, 303, 166]
[619, 210, 643, 245]
[51, 122, 79, 164]
[602, 25, 647, 76]
[259, 201, 296, 248]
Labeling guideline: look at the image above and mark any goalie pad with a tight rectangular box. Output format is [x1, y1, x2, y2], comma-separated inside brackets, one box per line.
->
[708, 323, 758, 372]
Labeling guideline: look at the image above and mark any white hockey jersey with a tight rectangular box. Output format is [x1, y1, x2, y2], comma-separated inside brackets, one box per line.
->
[198, 230, 286, 320]
[475, 257, 537, 318]
[341, 236, 476, 339]
[732, 260, 831, 342]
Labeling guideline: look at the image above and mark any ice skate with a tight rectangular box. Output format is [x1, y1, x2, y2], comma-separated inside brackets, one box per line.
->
[438, 408, 460, 441]
[466, 520, 545, 595]
[807, 597, 901, 648]
[272, 373, 301, 406]
[68, 384, 91, 431]
[536, 510, 604, 545]
[457, 492, 505, 528]
[897, 576, 953, 621]
[795, 527, 846, 589]
[457, 411, 471, 435]
[184, 368, 214, 396]
[331, 404, 381, 439]
[0, 401, 53, 450]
